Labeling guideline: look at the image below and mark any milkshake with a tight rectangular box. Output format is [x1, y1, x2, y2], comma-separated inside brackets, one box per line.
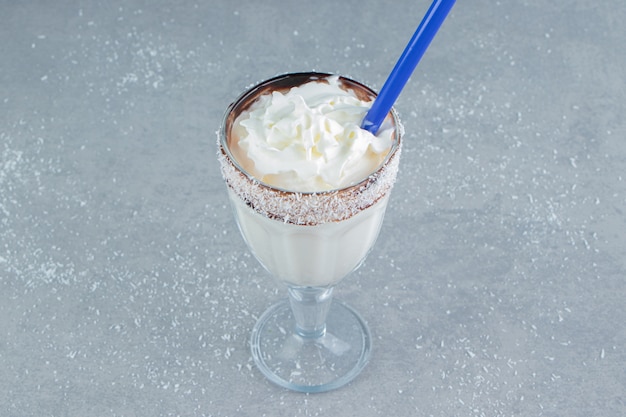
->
[217, 72, 402, 392]
[218, 73, 402, 287]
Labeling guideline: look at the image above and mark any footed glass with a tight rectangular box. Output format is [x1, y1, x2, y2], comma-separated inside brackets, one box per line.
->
[217, 72, 402, 392]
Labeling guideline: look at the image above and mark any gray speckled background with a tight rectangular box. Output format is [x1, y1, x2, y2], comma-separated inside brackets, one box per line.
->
[1, 1, 625, 416]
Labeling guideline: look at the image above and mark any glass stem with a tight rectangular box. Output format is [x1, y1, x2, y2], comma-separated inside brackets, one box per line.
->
[287, 286, 334, 339]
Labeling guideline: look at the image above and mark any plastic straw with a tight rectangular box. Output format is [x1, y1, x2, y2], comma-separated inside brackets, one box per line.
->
[361, 0, 456, 135]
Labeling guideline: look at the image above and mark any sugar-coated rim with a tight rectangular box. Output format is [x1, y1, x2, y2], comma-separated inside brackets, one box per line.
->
[217, 72, 403, 226]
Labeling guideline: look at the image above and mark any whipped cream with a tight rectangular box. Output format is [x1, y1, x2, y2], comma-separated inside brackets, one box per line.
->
[230, 76, 395, 192]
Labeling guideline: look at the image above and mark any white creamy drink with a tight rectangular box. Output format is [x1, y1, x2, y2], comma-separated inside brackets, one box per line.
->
[219, 73, 402, 287]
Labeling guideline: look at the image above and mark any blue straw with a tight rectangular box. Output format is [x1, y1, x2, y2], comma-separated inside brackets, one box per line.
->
[361, 0, 456, 135]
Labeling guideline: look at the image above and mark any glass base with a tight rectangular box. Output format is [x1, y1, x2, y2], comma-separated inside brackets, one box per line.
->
[250, 298, 372, 393]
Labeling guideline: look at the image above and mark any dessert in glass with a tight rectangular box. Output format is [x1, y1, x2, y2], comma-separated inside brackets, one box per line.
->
[217, 72, 402, 392]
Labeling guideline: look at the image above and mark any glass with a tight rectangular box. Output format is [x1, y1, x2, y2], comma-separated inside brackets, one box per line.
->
[217, 72, 402, 392]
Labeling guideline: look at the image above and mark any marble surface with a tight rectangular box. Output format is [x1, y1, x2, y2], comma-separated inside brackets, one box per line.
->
[1, 0, 625, 416]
